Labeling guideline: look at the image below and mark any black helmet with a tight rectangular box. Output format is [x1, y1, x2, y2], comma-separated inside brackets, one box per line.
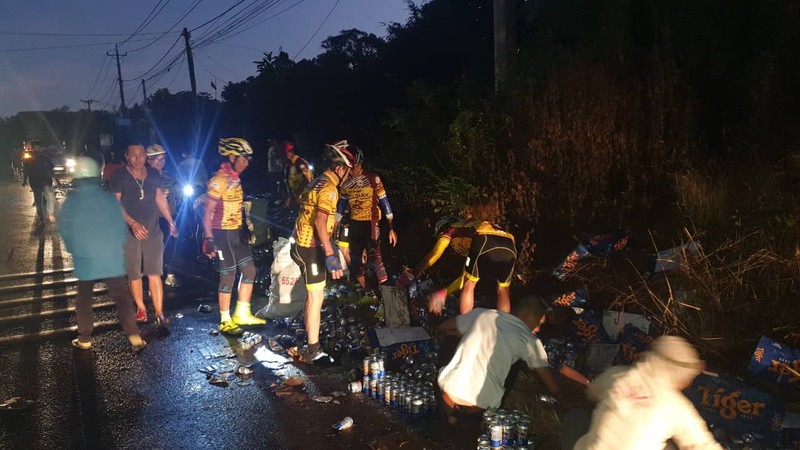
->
[434, 216, 460, 236]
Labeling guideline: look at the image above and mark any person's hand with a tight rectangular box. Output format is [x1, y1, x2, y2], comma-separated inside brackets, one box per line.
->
[130, 222, 149, 240]
[388, 229, 398, 247]
[202, 238, 217, 258]
[169, 222, 179, 237]
[325, 253, 343, 280]
[427, 288, 447, 315]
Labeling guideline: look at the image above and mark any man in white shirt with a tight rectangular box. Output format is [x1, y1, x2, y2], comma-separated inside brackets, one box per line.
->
[437, 294, 560, 415]
[573, 335, 722, 450]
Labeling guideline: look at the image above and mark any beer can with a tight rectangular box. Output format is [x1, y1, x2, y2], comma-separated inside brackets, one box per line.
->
[370, 360, 380, 380]
[363, 357, 371, 377]
[489, 424, 503, 449]
[403, 391, 413, 412]
[369, 377, 378, 397]
[516, 422, 530, 446]
[347, 381, 362, 394]
[395, 388, 405, 411]
[482, 411, 495, 432]
[477, 436, 491, 450]
[362, 375, 370, 394]
[411, 397, 423, 415]
[384, 382, 392, 406]
[501, 419, 513, 447]
[376, 380, 385, 401]
[377, 357, 385, 379]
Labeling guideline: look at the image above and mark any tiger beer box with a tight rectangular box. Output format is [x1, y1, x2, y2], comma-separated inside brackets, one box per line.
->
[747, 336, 800, 390]
[367, 327, 435, 371]
[685, 372, 786, 447]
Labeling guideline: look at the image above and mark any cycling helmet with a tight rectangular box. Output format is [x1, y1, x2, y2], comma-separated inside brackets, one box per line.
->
[323, 140, 355, 168]
[218, 137, 253, 157]
[434, 216, 460, 236]
[73, 156, 100, 179]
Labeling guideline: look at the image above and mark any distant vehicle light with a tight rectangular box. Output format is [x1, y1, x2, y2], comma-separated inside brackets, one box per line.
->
[308, 164, 314, 172]
[65, 158, 76, 168]
[182, 184, 194, 196]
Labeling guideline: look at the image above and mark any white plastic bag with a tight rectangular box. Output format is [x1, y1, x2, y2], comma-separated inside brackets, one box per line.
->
[256, 238, 307, 319]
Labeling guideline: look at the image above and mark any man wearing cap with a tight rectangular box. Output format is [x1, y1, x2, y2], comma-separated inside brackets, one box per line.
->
[573, 336, 722, 450]
[146, 144, 180, 288]
[58, 157, 147, 352]
[110, 142, 178, 326]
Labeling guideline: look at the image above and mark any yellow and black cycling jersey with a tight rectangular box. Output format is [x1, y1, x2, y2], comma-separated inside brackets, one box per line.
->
[207, 170, 244, 230]
[337, 171, 393, 223]
[417, 220, 515, 273]
[293, 171, 339, 248]
[285, 154, 314, 196]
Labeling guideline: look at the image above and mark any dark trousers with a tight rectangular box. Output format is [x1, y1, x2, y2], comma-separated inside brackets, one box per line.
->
[75, 276, 139, 343]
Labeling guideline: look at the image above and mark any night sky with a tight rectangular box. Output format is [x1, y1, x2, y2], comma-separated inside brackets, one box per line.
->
[0, 0, 411, 118]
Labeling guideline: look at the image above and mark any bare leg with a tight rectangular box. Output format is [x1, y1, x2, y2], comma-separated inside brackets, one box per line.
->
[496, 285, 511, 313]
[129, 278, 146, 313]
[305, 288, 324, 345]
[459, 278, 477, 314]
[148, 275, 164, 316]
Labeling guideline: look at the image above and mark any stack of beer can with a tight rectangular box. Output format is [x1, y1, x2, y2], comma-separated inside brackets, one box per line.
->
[478, 409, 533, 449]
[347, 355, 439, 417]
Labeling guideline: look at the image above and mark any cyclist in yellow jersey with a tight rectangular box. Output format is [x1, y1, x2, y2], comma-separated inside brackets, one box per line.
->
[283, 141, 314, 209]
[334, 146, 397, 289]
[414, 200, 516, 315]
[202, 138, 265, 336]
[291, 140, 356, 363]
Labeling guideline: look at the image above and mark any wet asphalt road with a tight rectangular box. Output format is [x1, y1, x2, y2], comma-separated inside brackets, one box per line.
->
[0, 177, 477, 450]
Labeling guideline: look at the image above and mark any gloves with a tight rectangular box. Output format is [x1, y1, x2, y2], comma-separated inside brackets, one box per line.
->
[202, 238, 216, 255]
[325, 254, 343, 273]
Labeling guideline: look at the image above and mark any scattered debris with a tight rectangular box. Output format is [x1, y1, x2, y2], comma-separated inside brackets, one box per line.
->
[312, 395, 333, 403]
[174, 313, 184, 319]
[332, 416, 354, 431]
[197, 304, 212, 313]
[0, 396, 33, 411]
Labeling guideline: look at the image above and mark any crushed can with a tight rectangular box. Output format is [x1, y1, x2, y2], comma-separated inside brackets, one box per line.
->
[347, 381, 362, 394]
[332, 416, 354, 431]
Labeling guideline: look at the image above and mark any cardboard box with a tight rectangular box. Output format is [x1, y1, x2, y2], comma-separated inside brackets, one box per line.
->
[747, 335, 800, 389]
[685, 373, 786, 447]
[367, 327, 435, 371]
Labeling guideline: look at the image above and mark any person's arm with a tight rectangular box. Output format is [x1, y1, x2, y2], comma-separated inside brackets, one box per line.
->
[558, 365, 591, 387]
[316, 210, 344, 279]
[114, 192, 148, 240]
[535, 366, 560, 394]
[414, 236, 451, 275]
[154, 187, 178, 237]
[373, 175, 397, 246]
[437, 317, 460, 337]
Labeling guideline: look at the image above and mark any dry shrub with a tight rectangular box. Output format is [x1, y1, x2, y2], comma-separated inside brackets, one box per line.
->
[492, 56, 694, 226]
[502, 370, 561, 449]
[559, 230, 800, 368]
[674, 170, 730, 229]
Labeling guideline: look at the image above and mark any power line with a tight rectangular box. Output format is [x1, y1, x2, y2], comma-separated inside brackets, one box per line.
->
[190, 0, 247, 33]
[123, 34, 184, 81]
[209, 0, 307, 45]
[124, 0, 204, 53]
[0, 38, 153, 53]
[84, 55, 109, 99]
[119, 0, 171, 45]
[294, 0, 340, 59]
[0, 31, 180, 37]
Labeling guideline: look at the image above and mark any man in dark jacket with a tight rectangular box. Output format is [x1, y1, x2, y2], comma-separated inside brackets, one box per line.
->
[22, 141, 56, 225]
[58, 157, 146, 352]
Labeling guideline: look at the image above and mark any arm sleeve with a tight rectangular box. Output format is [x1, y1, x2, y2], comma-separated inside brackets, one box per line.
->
[206, 174, 225, 200]
[417, 236, 451, 273]
[373, 175, 394, 220]
[671, 397, 725, 450]
[523, 336, 551, 369]
[336, 196, 349, 220]
[445, 274, 465, 296]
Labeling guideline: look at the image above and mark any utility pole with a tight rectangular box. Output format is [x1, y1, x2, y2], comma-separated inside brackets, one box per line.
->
[107, 44, 128, 113]
[80, 99, 96, 111]
[141, 79, 147, 104]
[182, 27, 197, 97]
[493, 0, 517, 92]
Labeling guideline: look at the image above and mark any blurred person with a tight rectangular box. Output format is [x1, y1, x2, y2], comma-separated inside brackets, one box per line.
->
[57, 157, 146, 352]
[22, 140, 56, 225]
[146, 144, 180, 288]
[573, 336, 721, 450]
[202, 138, 265, 336]
[290, 140, 355, 363]
[110, 143, 178, 326]
[177, 149, 209, 188]
[334, 145, 397, 289]
[414, 200, 516, 315]
[266, 139, 286, 199]
[283, 141, 314, 209]
[102, 149, 124, 188]
[436, 295, 570, 421]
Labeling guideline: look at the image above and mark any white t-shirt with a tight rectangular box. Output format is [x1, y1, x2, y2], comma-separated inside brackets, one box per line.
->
[437, 308, 549, 409]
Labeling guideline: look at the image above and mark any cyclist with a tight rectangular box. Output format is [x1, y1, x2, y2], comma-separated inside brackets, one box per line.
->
[283, 141, 314, 208]
[334, 146, 397, 289]
[414, 200, 516, 315]
[202, 138, 265, 335]
[290, 140, 355, 363]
